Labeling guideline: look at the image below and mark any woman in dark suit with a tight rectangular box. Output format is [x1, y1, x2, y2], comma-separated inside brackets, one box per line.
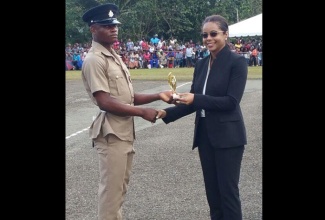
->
[157, 15, 248, 220]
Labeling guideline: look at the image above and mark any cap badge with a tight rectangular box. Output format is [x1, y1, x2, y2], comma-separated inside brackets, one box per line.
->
[108, 10, 114, 18]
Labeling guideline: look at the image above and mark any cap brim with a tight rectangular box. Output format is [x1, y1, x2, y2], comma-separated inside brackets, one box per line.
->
[96, 19, 121, 25]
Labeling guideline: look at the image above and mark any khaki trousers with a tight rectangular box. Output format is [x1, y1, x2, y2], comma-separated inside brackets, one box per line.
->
[94, 133, 135, 220]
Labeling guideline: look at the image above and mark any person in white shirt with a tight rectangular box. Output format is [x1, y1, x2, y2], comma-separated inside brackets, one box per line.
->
[185, 44, 194, 67]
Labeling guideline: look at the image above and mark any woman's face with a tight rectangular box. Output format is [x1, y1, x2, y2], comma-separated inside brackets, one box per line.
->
[202, 22, 228, 54]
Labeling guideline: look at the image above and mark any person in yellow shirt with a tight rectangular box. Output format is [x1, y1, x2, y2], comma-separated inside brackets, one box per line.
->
[234, 38, 242, 50]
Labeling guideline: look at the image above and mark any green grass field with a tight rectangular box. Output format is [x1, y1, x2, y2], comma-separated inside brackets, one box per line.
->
[66, 66, 262, 81]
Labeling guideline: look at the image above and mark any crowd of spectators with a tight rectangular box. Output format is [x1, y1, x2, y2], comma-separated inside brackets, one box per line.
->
[65, 34, 262, 71]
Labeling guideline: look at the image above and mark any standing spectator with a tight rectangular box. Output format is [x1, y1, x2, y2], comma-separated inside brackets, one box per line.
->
[157, 37, 165, 49]
[167, 48, 175, 68]
[185, 44, 194, 67]
[169, 36, 177, 48]
[245, 40, 251, 51]
[126, 38, 134, 51]
[66, 43, 72, 53]
[249, 46, 258, 66]
[150, 34, 159, 46]
[188, 39, 195, 48]
[81, 51, 87, 61]
[257, 41, 262, 66]
[258, 50, 262, 66]
[192, 48, 197, 65]
[201, 47, 210, 58]
[140, 38, 149, 51]
[242, 47, 250, 65]
[234, 39, 242, 50]
[181, 49, 187, 68]
[175, 49, 183, 68]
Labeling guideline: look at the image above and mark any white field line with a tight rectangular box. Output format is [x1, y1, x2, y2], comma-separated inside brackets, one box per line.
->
[65, 82, 191, 140]
[66, 127, 90, 139]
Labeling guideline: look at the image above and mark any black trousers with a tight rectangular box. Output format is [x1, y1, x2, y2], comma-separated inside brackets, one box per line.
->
[197, 118, 244, 220]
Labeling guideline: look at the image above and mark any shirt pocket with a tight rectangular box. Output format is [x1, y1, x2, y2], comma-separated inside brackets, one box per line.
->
[108, 74, 129, 96]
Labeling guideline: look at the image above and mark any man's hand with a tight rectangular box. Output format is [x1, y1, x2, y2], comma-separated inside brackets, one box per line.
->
[159, 90, 174, 104]
[142, 108, 158, 123]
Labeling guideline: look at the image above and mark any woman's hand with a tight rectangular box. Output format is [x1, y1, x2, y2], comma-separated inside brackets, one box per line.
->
[175, 93, 194, 105]
[156, 109, 167, 119]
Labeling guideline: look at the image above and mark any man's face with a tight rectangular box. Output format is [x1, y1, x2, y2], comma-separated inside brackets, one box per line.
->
[91, 24, 119, 45]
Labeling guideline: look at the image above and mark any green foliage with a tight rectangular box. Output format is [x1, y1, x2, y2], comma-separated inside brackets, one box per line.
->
[65, 0, 262, 45]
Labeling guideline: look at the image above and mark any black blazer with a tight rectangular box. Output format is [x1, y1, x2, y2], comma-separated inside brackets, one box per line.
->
[162, 45, 248, 149]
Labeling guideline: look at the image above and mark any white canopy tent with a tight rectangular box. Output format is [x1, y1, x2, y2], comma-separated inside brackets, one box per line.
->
[228, 13, 262, 37]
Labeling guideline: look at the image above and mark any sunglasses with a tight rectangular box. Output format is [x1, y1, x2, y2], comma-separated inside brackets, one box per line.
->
[201, 31, 224, 38]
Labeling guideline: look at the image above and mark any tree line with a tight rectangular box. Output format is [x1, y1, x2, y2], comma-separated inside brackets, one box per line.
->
[66, 0, 262, 45]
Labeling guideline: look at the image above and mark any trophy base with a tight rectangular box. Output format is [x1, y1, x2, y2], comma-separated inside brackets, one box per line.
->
[172, 94, 180, 99]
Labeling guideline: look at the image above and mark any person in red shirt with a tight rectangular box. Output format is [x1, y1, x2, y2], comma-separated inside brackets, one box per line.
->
[141, 38, 149, 51]
[143, 50, 151, 68]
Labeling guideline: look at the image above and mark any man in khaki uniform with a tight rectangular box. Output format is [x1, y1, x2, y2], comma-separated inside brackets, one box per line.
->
[81, 3, 173, 220]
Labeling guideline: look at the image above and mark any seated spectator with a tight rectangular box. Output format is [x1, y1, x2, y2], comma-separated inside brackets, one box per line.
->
[143, 51, 151, 68]
[137, 51, 144, 69]
[128, 51, 139, 69]
[66, 52, 73, 70]
[157, 49, 167, 68]
[150, 50, 159, 68]
[113, 40, 120, 51]
[121, 53, 129, 68]
[72, 52, 81, 70]
[148, 43, 155, 53]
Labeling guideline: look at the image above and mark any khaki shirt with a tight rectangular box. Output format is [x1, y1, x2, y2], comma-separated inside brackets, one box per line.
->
[82, 41, 135, 141]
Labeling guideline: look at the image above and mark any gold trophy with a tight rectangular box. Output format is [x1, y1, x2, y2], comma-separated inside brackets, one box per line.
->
[168, 72, 180, 99]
